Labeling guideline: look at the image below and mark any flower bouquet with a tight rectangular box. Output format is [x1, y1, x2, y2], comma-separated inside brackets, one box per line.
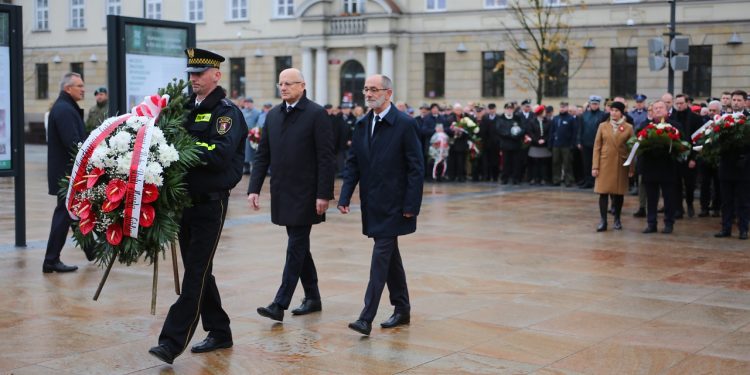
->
[624, 120, 690, 166]
[62, 80, 200, 311]
[450, 117, 482, 158]
[692, 113, 750, 165]
[248, 126, 262, 150]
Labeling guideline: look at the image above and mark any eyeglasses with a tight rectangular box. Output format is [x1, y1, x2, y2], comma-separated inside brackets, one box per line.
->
[276, 81, 301, 88]
[362, 87, 389, 94]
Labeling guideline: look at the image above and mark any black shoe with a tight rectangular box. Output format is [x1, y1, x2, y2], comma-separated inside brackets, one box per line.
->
[613, 218, 623, 230]
[740, 232, 748, 240]
[257, 302, 284, 322]
[148, 344, 175, 364]
[687, 206, 695, 218]
[662, 225, 673, 234]
[596, 220, 607, 232]
[675, 212, 684, 220]
[633, 208, 646, 218]
[83, 246, 96, 262]
[698, 210, 710, 217]
[191, 336, 233, 353]
[381, 313, 410, 328]
[42, 260, 78, 273]
[291, 298, 322, 316]
[609, 207, 616, 215]
[642, 225, 657, 234]
[348, 319, 372, 335]
[714, 231, 732, 238]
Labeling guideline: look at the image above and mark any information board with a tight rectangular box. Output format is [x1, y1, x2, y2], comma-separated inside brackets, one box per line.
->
[0, 12, 11, 170]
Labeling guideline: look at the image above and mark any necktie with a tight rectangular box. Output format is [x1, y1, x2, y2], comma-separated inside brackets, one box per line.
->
[372, 115, 381, 136]
[286, 105, 293, 114]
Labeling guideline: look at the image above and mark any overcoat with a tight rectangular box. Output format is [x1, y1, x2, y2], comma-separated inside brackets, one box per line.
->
[593, 121, 634, 195]
[47, 91, 86, 195]
[248, 94, 336, 225]
[338, 105, 425, 238]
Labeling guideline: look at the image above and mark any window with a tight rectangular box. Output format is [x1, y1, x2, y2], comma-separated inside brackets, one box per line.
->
[70, 0, 85, 29]
[36, 63, 49, 100]
[106, 0, 121, 15]
[544, 49, 568, 97]
[482, 51, 504, 98]
[70, 62, 84, 81]
[227, 0, 248, 20]
[186, 0, 204, 22]
[274, 0, 294, 18]
[610, 48, 637, 98]
[544, 0, 563, 5]
[274, 56, 292, 98]
[230, 58, 246, 98]
[426, 0, 446, 11]
[343, 0, 364, 14]
[683, 45, 712, 99]
[34, 0, 49, 30]
[146, 0, 162, 19]
[424, 53, 445, 98]
[485, 0, 507, 8]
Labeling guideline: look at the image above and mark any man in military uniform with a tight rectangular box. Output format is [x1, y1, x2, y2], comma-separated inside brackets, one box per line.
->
[149, 48, 248, 364]
[85, 86, 108, 133]
[577, 95, 607, 189]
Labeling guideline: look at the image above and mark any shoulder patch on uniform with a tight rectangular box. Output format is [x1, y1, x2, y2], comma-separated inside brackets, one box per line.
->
[216, 116, 233, 135]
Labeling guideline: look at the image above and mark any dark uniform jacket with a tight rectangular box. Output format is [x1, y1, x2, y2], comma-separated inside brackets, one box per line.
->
[479, 115, 500, 150]
[549, 112, 577, 148]
[184, 86, 248, 195]
[338, 112, 356, 150]
[339, 105, 425, 238]
[637, 118, 679, 183]
[670, 108, 703, 161]
[718, 147, 750, 181]
[497, 113, 526, 150]
[47, 91, 86, 195]
[248, 94, 336, 226]
[579, 109, 608, 147]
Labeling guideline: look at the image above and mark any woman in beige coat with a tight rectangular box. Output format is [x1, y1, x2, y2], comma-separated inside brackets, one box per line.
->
[592, 101, 634, 232]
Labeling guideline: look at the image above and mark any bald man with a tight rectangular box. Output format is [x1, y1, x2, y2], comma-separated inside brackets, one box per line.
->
[248, 68, 336, 322]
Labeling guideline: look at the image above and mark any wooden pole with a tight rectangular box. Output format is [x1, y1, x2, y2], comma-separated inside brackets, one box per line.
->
[151, 253, 158, 315]
[93, 252, 117, 301]
[171, 241, 180, 295]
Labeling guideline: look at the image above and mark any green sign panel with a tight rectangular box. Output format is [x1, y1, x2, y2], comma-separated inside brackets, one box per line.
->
[125, 24, 186, 57]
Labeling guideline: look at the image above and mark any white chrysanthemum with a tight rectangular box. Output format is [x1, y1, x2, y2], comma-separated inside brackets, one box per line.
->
[109, 130, 133, 153]
[126, 116, 150, 131]
[157, 143, 179, 167]
[90, 143, 111, 169]
[656, 124, 666, 130]
[115, 151, 134, 175]
[144, 162, 164, 186]
[151, 127, 166, 146]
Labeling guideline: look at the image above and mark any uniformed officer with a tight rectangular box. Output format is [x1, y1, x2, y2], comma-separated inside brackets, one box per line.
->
[149, 48, 248, 364]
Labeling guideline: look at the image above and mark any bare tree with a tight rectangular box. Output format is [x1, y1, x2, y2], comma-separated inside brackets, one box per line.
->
[500, 0, 589, 104]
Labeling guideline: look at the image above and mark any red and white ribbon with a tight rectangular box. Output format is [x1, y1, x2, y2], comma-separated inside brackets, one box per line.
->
[122, 119, 155, 237]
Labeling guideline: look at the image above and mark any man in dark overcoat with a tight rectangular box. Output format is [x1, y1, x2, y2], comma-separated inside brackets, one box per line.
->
[248, 68, 336, 322]
[640, 100, 678, 234]
[338, 74, 424, 336]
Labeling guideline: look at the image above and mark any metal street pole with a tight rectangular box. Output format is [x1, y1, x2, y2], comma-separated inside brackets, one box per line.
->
[667, 0, 677, 94]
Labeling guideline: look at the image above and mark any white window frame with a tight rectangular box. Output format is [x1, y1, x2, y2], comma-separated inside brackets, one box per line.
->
[484, 0, 507, 8]
[106, 0, 121, 16]
[186, 0, 205, 23]
[226, 0, 248, 21]
[146, 0, 162, 19]
[343, 0, 364, 14]
[426, 0, 446, 12]
[70, 0, 85, 29]
[34, 0, 49, 31]
[273, 0, 294, 18]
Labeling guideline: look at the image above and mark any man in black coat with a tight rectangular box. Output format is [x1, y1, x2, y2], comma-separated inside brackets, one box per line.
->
[446, 104, 469, 182]
[149, 48, 248, 365]
[338, 74, 424, 336]
[670, 93, 703, 218]
[479, 103, 500, 182]
[497, 103, 526, 184]
[640, 100, 678, 234]
[420, 103, 446, 181]
[248, 68, 336, 322]
[43, 72, 93, 273]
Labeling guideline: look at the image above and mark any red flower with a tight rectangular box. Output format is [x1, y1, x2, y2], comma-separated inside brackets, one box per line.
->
[106, 223, 123, 246]
[76, 199, 92, 219]
[106, 179, 127, 202]
[142, 184, 159, 204]
[714, 126, 721, 132]
[725, 123, 731, 129]
[102, 199, 120, 212]
[79, 214, 96, 235]
[139, 204, 155, 227]
[656, 129, 663, 135]
[73, 176, 88, 192]
[646, 124, 655, 129]
[739, 119, 746, 125]
[638, 130, 647, 138]
[85, 167, 106, 189]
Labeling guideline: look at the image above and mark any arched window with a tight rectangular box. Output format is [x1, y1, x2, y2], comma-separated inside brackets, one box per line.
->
[340, 60, 365, 106]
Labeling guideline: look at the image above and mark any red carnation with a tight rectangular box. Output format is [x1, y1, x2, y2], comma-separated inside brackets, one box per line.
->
[139, 204, 155, 227]
[102, 199, 120, 213]
[714, 126, 721, 132]
[739, 119, 746, 125]
[638, 130, 647, 138]
[142, 184, 159, 204]
[656, 129, 663, 135]
[79, 214, 96, 235]
[106, 223, 123, 246]
[85, 167, 106, 189]
[647, 124, 655, 129]
[106, 179, 127, 202]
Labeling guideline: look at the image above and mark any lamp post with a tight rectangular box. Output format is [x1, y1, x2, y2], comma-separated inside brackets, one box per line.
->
[666, 0, 677, 94]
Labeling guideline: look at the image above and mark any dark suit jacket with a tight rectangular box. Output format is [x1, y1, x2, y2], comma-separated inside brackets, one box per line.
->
[47, 91, 86, 195]
[638, 118, 680, 183]
[339, 104, 425, 238]
[248, 94, 336, 226]
[479, 115, 500, 151]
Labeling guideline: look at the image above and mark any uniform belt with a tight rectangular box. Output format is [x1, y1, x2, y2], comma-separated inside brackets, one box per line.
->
[191, 190, 229, 204]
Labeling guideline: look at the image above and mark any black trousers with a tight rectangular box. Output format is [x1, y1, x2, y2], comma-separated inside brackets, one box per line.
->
[581, 146, 594, 185]
[360, 236, 410, 323]
[447, 151, 467, 181]
[720, 179, 750, 233]
[501, 149, 523, 183]
[646, 181, 675, 227]
[45, 197, 75, 262]
[159, 197, 231, 356]
[482, 146, 500, 181]
[274, 225, 320, 309]
[675, 163, 697, 211]
[529, 157, 551, 184]
[699, 161, 721, 211]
